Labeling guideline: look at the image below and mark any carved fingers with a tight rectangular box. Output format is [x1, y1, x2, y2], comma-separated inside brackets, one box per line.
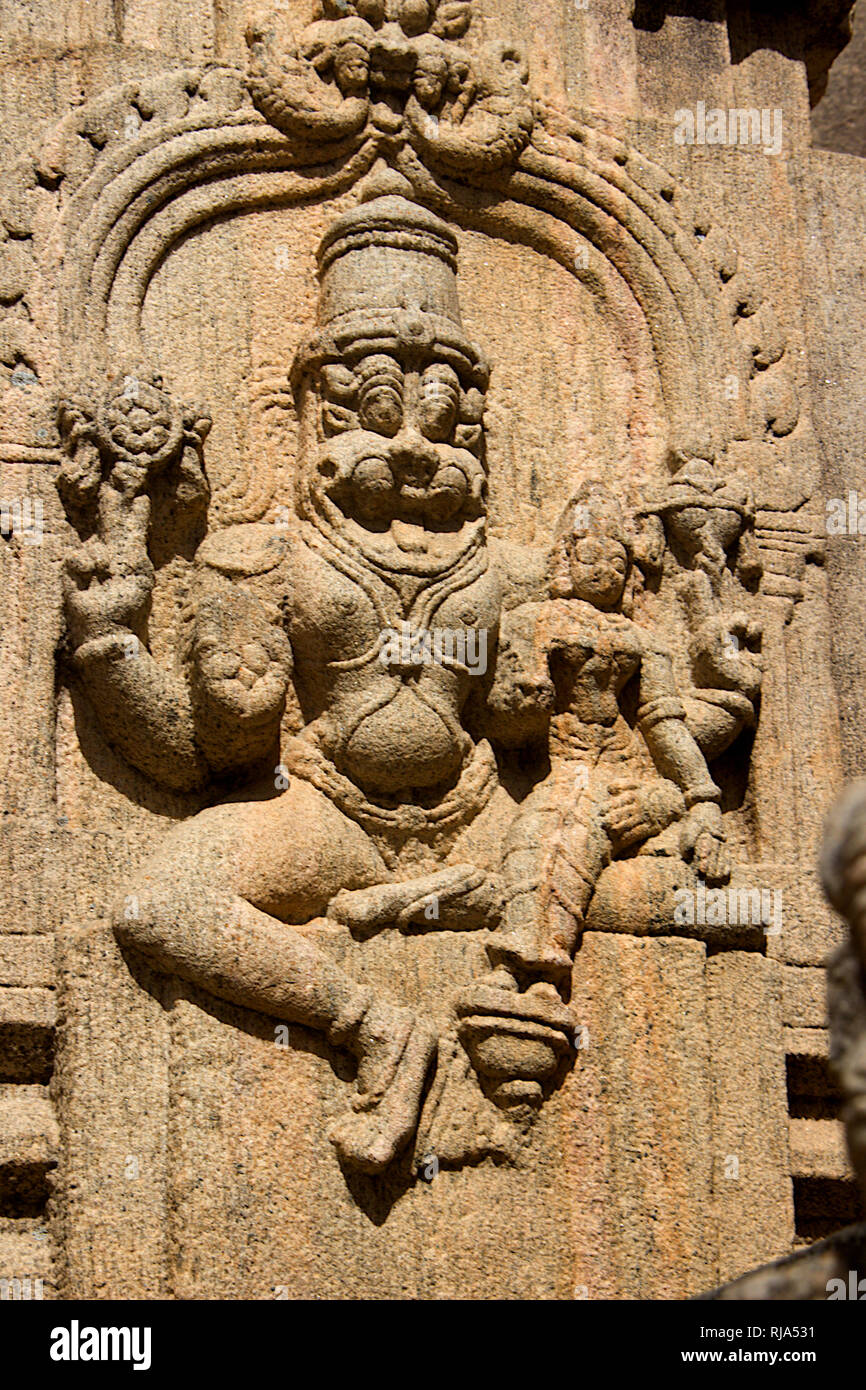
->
[63, 519, 155, 646]
[680, 817, 731, 886]
[327, 863, 503, 937]
[327, 879, 422, 935]
[395, 864, 503, 932]
[190, 594, 293, 724]
[600, 779, 657, 851]
[97, 486, 151, 559]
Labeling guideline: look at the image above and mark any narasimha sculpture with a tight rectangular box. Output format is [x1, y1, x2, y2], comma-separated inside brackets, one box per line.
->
[57, 186, 763, 1175]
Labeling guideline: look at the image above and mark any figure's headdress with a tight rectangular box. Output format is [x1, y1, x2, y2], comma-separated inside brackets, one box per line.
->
[636, 456, 762, 587]
[555, 482, 634, 552]
[549, 482, 636, 602]
[637, 456, 754, 524]
[291, 194, 489, 393]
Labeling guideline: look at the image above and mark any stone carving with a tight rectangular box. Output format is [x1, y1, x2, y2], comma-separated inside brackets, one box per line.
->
[246, 1, 534, 174]
[638, 458, 764, 766]
[23, 0, 818, 1202]
[486, 484, 732, 987]
[54, 176, 767, 1175]
[0, 0, 851, 1304]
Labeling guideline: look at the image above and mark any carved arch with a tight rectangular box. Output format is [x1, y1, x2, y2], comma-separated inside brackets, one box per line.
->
[0, 61, 799, 481]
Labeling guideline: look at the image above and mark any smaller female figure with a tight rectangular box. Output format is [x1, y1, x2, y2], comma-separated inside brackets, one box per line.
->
[488, 484, 730, 981]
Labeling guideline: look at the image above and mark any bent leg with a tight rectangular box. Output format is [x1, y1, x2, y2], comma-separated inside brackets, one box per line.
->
[114, 784, 436, 1174]
[488, 769, 609, 979]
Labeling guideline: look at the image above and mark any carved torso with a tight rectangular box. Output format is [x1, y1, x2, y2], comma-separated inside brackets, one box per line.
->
[38, 0, 790, 1201]
[543, 598, 643, 730]
[282, 526, 502, 795]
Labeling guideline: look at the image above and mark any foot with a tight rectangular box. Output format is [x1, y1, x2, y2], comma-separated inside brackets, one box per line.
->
[486, 928, 573, 980]
[328, 1002, 438, 1175]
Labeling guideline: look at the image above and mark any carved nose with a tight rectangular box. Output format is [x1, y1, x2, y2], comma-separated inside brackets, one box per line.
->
[517, 672, 554, 704]
[390, 428, 438, 483]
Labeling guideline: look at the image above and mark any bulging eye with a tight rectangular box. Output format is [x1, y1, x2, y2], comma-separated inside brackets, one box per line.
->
[399, 0, 433, 37]
[419, 365, 460, 442]
[426, 463, 468, 523]
[321, 402, 358, 436]
[360, 386, 402, 436]
[357, 355, 404, 437]
[319, 364, 359, 436]
[351, 457, 394, 520]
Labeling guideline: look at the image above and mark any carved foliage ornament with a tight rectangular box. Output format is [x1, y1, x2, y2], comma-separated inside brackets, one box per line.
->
[245, 0, 534, 174]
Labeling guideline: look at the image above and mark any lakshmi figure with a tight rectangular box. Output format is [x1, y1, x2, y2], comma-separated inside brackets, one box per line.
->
[486, 484, 731, 982]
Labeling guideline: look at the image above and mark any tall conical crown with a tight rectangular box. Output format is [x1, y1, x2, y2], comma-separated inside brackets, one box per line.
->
[292, 194, 488, 390]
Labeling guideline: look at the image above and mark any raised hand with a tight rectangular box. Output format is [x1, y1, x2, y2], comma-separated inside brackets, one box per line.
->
[63, 494, 154, 647]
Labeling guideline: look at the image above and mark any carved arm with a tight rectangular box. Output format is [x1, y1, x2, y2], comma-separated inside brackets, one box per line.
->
[63, 484, 210, 792]
[59, 379, 292, 792]
[677, 572, 764, 761]
[635, 640, 730, 883]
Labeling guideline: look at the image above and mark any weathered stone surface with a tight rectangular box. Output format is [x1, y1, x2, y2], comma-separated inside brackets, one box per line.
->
[783, 964, 828, 1028]
[0, 938, 55, 988]
[707, 953, 794, 1284]
[789, 1118, 853, 1180]
[0, 1217, 55, 1299]
[568, 934, 714, 1299]
[703, 1220, 866, 1300]
[54, 922, 169, 1301]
